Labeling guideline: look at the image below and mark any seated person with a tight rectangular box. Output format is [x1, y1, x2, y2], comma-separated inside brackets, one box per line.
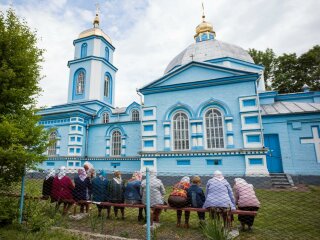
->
[187, 176, 206, 223]
[124, 171, 144, 221]
[233, 178, 260, 231]
[203, 170, 235, 227]
[141, 170, 166, 226]
[92, 170, 110, 217]
[42, 169, 55, 200]
[73, 168, 92, 214]
[168, 176, 191, 228]
[51, 166, 74, 215]
[107, 171, 125, 219]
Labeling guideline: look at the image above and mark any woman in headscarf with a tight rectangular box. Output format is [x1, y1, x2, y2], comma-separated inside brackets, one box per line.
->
[92, 170, 110, 217]
[73, 167, 92, 214]
[141, 170, 166, 226]
[233, 178, 260, 231]
[124, 171, 144, 221]
[107, 171, 125, 219]
[168, 176, 191, 228]
[42, 169, 55, 200]
[203, 170, 236, 226]
[83, 161, 95, 179]
[51, 166, 74, 215]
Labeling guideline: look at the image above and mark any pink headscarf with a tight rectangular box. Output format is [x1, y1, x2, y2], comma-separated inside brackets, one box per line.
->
[78, 168, 87, 181]
[132, 171, 142, 181]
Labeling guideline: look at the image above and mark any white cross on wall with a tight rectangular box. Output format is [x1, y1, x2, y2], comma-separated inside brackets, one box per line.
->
[301, 127, 320, 163]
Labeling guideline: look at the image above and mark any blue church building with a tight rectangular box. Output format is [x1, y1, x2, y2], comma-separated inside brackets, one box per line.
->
[38, 11, 320, 177]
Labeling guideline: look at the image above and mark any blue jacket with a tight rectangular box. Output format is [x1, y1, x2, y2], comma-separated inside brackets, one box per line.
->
[124, 180, 142, 201]
[187, 184, 205, 208]
[73, 176, 92, 201]
[92, 177, 109, 202]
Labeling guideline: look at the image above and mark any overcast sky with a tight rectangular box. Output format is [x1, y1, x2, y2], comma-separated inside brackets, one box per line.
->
[1, 0, 320, 108]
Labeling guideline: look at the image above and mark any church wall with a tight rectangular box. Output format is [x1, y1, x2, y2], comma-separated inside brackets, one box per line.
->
[84, 160, 140, 172]
[87, 122, 141, 157]
[74, 39, 95, 59]
[263, 114, 320, 175]
[155, 155, 246, 175]
[143, 80, 257, 151]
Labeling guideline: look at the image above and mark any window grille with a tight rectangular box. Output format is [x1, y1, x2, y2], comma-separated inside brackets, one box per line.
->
[173, 112, 189, 150]
[102, 113, 109, 123]
[205, 108, 224, 149]
[104, 75, 109, 97]
[48, 132, 57, 156]
[131, 110, 140, 121]
[76, 71, 85, 94]
[111, 131, 121, 156]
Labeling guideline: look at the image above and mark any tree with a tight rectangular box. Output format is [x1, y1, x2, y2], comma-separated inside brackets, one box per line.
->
[0, 9, 50, 187]
[248, 48, 276, 90]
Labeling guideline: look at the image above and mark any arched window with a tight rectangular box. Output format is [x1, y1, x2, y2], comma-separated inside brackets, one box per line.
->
[131, 110, 140, 121]
[111, 131, 121, 156]
[173, 112, 189, 150]
[104, 75, 110, 98]
[48, 132, 57, 156]
[205, 108, 224, 149]
[102, 112, 109, 123]
[105, 47, 109, 61]
[81, 43, 87, 58]
[76, 71, 85, 94]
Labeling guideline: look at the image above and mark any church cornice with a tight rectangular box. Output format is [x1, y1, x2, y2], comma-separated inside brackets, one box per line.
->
[139, 74, 259, 95]
[67, 56, 118, 72]
[73, 35, 115, 51]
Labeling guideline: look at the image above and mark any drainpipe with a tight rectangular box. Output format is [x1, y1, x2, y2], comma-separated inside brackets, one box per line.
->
[255, 77, 265, 148]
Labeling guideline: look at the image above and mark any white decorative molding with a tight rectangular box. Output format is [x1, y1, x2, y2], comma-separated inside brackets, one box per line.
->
[245, 155, 269, 176]
[301, 127, 320, 163]
[243, 131, 263, 148]
[239, 96, 258, 112]
[140, 158, 157, 172]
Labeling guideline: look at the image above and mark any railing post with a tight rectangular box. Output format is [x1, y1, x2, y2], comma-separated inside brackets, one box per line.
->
[19, 167, 26, 224]
[146, 167, 151, 240]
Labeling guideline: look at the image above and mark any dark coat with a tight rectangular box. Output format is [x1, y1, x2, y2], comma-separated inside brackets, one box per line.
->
[124, 180, 142, 201]
[73, 176, 92, 201]
[92, 177, 109, 202]
[42, 176, 54, 196]
[107, 178, 125, 203]
[51, 176, 74, 201]
[187, 184, 206, 208]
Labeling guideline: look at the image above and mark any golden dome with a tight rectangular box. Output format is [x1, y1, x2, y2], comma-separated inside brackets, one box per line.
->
[78, 28, 112, 44]
[194, 16, 216, 39]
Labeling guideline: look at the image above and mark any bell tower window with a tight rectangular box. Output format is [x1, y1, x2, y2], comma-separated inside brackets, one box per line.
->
[76, 71, 85, 94]
[104, 75, 110, 98]
[81, 43, 87, 58]
[105, 47, 109, 61]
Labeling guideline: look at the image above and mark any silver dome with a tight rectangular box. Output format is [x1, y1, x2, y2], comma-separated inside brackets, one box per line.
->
[164, 39, 254, 74]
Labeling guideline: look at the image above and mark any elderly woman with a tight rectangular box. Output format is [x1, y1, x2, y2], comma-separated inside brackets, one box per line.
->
[108, 171, 125, 219]
[141, 170, 166, 226]
[51, 166, 74, 215]
[233, 178, 260, 231]
[203, 170, 235, 225]
[83, 161, 95, 179]
[124, 171, 144, 221]
[42, 169, 55, 200]
[92, 170, 110, 217]
[73, 168, 92, 214]
[168, 176, 191, 228]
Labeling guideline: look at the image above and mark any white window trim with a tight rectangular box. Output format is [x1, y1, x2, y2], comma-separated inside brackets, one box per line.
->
[111, 131, 122, 156]
[171, 111, 191, 151]
[241, 113, 261, 130]
[245, 155, 269, 176]
[142, 122, 156, 136]
[243, 131, 263, 148]
[140, 158, 157, 172]
[69, 124, 83, 135]
[239, 96, 258, 112]
[67, 160, 82, 170]
[142, 107, 156, 121]
[68, 147, 82, 156]
[203, 108, 226, 150]
[142, 137, 157, 151]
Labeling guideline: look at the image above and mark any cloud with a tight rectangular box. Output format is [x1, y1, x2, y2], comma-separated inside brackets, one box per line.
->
[1, 0, 320, 108]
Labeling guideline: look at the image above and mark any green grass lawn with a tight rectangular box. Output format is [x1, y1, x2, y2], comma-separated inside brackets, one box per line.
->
[1, 180, 320, 240]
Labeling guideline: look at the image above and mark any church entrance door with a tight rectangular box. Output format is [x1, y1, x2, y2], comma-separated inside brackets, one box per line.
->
[264, 134, 283, 173]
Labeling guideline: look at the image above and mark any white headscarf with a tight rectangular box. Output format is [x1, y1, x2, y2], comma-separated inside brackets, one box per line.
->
[58, 166, 66, 180]
[234, 178, 247, 185]
[78, 167, 87, 182]
[180, 176, 190, 184]
[213, 170, 224, 181]
[45, 169, 55, 180]
[83, 161, 94, 171]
